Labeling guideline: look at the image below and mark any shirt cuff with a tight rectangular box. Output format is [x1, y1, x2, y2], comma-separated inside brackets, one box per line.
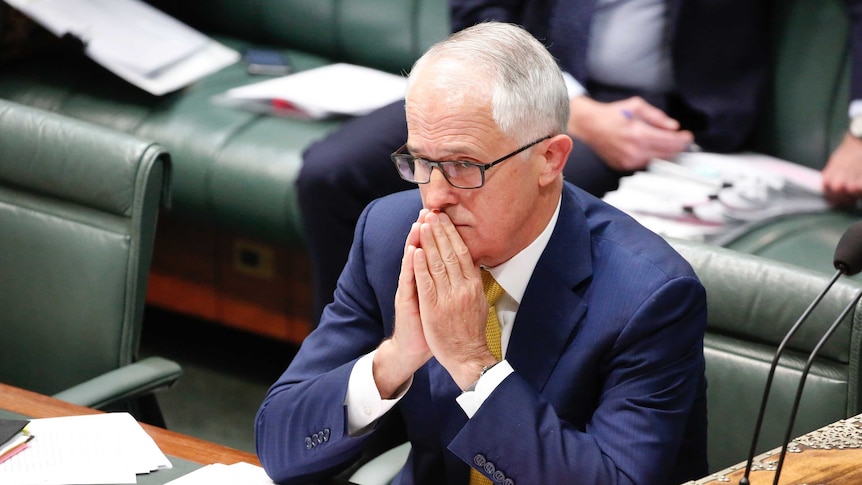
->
[455, 360, 514, 418]
[345, 350, 411, 436]
[561, 71, 588, 99]
[849, 100, 862, 119]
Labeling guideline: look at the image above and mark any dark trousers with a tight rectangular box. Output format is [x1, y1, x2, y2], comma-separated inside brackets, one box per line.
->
[297, 86, 670, 323]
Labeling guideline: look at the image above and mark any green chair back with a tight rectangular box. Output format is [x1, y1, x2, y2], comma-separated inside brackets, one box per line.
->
[670, 239, 862, 472]
[0, 99, 169, 398]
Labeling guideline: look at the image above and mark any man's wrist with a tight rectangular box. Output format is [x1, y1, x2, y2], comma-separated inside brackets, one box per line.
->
[373, 339, 424, 399]
[465, 361, 501, 392]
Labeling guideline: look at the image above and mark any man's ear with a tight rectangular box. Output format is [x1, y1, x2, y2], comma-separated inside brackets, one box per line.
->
[537, 134, 573, 186]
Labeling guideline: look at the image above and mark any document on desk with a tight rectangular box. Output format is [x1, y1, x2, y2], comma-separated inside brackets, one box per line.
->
[602, 151, 828, 242]
[0, 412, 171, 485]
[3, 0, 239, 95]
[213, 63, 407, 119]
[164, 461, 275, 485]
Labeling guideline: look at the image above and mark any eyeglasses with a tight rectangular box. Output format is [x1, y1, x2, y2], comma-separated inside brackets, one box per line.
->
[391, 135, 552, 189]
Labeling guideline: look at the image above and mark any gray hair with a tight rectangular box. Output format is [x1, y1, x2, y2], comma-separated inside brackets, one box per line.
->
[406, 22, 569, 145]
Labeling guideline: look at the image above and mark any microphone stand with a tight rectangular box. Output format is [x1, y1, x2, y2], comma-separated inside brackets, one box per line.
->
[738, 269, 844, 485]
[770, 288, 862, 485]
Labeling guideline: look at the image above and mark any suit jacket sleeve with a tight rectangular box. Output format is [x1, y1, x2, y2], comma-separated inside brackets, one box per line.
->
[255, 199, 396, 484]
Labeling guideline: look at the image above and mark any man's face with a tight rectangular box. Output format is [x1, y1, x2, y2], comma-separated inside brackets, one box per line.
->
[405, 64, 546, 267]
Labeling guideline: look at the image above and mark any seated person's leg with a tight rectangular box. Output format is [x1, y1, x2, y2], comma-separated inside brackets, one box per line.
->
[297, 100, 412, 324]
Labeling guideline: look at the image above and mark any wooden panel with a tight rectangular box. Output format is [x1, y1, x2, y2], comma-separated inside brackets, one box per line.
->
[146, 214, 313, 344]
[702, 448, 862, 484]
[693, 414, 862, 485]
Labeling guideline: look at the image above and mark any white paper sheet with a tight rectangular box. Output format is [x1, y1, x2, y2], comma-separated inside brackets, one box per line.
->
[0, 413, 171, 485]
[214, 63, 407, 119]
[603, 151, 828, 242]
[4, 0, 239, 95]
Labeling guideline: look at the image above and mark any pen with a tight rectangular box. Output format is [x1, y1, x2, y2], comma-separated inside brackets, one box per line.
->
[621, 109, 702, 152]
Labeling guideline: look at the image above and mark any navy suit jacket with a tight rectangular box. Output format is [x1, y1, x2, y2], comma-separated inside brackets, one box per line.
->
[256, 183, 708, 485]
[450, 0, 770, 153]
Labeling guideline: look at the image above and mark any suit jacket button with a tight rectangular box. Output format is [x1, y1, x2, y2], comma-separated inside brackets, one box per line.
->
[493, 470, 505, 481]
[503, 479, 514, 485]
[305, 436, 313, 449]
[322, 429, 331, 441]
[473, 454, 487, 467]
[483, 461, 496, 475]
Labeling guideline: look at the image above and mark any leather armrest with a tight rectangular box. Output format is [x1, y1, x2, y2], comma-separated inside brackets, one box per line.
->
[52, 356, 182, 409]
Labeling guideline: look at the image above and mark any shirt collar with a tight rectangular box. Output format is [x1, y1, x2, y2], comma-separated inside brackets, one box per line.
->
[483, 195, 562, 304]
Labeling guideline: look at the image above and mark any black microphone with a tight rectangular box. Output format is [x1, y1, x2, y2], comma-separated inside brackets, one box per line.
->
[739, 221, 862, 485]
[768, 222, 862, 485]
[833, 221, 862, 276]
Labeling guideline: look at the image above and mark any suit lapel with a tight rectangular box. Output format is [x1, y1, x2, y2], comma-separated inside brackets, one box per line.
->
[506, 186, 592, 392]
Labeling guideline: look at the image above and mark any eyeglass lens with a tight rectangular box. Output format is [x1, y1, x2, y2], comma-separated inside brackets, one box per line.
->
[395, 157, 484, 188]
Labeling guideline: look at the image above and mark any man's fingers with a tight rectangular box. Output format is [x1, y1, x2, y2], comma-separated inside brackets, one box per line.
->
[623, 97, 679, 131]
[433, 211, 475, 278]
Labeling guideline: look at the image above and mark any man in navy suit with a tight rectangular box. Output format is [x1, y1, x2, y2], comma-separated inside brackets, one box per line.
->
[297, 0, 770, 323]
[257, 22, 708, 485]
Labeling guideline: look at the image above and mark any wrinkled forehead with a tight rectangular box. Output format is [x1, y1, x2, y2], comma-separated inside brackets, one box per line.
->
[404, 93, 501, 158]
[405, 65, 500, 145]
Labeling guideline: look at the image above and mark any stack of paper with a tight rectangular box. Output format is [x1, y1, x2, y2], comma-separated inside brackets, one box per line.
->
[0, 419, 32, 465]
[602, 152, 828, 242]
[213, 63, 407, 119]
[0, 413, 171, 485]
[4, 0, 239, 95]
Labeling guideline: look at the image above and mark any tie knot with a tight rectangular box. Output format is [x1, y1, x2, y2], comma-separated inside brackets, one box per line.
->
[481, 270, 504, 306]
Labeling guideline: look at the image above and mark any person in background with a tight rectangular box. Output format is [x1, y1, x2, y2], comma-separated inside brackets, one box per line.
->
[297, 0, 771, 323]
[256, 21, 708, 485]
[823, 1, 862, 207]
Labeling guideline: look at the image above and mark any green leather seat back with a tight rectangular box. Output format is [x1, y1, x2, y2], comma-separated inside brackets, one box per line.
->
[0, 99, 168, 396]
[670, 239, 862, 472]
[752, 0, 851, 169]
[147, 0, 451, 74]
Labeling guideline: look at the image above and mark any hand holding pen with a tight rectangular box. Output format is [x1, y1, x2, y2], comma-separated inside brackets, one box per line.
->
[567, 95, 696, 172]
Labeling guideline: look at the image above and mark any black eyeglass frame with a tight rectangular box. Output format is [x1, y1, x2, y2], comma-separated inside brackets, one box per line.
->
[390, 134, 553, 189]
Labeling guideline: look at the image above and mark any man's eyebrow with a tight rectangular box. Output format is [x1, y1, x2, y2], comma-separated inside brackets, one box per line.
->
[407, 144, 483, 161]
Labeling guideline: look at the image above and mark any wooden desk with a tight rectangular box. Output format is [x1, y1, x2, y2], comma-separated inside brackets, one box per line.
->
[0, 383, 259, 466]
[0, 383, 355, 484]
[686, 413, 862, 485]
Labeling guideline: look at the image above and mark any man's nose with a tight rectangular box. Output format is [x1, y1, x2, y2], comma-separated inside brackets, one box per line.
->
[421, 167, 457, 207]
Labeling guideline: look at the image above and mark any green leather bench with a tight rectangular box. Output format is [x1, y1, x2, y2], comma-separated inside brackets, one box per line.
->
[0, 0, 448, 244]
[0, 0, 859, 340]
[0, 0, 450, 341]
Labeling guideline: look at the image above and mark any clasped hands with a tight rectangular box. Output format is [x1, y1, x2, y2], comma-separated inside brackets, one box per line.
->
[372, 209, 498, 398]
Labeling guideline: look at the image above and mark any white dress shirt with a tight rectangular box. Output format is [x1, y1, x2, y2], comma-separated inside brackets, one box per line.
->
[565, 0, 672, 98]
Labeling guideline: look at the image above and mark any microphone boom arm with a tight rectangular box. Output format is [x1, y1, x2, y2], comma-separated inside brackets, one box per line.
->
[739, 268, 843, 485]
[770, 288, 862, 485]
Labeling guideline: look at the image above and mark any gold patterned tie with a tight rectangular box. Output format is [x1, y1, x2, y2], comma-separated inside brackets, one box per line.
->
[481, 269, 504, 360]
[468, 270, 504, 485]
